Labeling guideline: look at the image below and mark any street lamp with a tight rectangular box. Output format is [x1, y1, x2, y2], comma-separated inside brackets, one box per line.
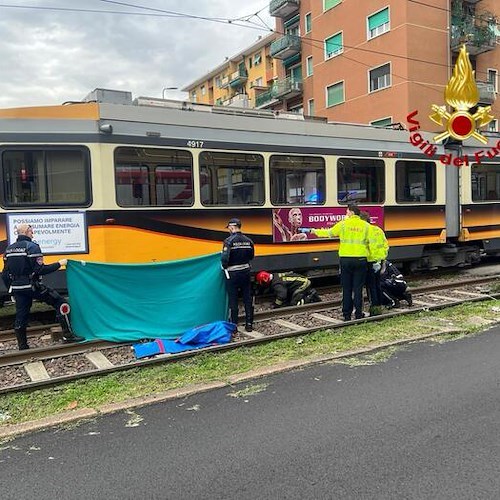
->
[162, 87, 178, 99]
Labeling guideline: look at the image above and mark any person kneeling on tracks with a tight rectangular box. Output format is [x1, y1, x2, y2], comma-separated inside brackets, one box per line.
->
[255, 271, 321, 308]
[380, 261, 413, 308]
[1, 223, 84, 350]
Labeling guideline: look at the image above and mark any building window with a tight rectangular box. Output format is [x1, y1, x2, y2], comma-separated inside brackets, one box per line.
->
[270, 155, 325, 205]
[253, 77, 263, 87]
[191, 91, 197, 102]
[488, 119, 498, 132]
[200, 152, 264, 206]
[370, 117, 392, 127]
[396, 161, 436, 203]
[305, 12, 312, 33]
[200, 85, 206, 96]
[369, 63, 391, 92]
[306, 56, 313, 77]
[472, 163, 500, 202]
[337, 158, 385, 203]
[367, 7, 390, 39]
[325, 32, 343, 59]
[324, 0, 341, 11]
[2, 147, 91, 207]
[215, 76, 221, 88]
[308, 99, 315, 116]
[115, 148, 194, 207]
[326, 81, 344, 107]
[488, 68, 498, 92]
[254, 52, 262, 65]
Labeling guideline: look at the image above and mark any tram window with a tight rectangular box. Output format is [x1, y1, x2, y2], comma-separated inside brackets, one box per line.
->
[337, 158, 385, 203]
[199, 152, 264, 206]
[1, 148, 90, 207]
[115, 147, 193, 206]
[270, 155, 325, 205]
[395, 161, 436, 203]
[471, 163, 500, 202]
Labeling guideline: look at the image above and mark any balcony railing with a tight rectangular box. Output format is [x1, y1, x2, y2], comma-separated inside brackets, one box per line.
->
[269, 0, 300, 18]
[477, 81, 496, 105]
[451, 23, 497, 55]
[255, 77, 303, 108]
[270, 34, 301, 60]
[220, 76, 230, 88]
[229, 69, 248, 88]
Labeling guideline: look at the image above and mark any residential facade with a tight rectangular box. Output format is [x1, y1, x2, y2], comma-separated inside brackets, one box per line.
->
[181, 33, 278, 109]
[183, 0, 500, 132]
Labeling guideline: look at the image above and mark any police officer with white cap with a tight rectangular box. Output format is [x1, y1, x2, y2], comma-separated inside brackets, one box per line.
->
[221, 218, 255, 332]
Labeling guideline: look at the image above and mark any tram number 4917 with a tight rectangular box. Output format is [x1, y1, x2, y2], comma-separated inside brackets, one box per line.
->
[187, 140, 204, 148]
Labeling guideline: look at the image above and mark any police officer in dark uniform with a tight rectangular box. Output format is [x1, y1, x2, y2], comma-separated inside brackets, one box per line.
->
[1, 223, 84, 350]
[221, 218, 255, 332]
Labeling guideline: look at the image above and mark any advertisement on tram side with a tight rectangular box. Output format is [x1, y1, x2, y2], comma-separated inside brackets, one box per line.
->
[272, 206, 384, 243]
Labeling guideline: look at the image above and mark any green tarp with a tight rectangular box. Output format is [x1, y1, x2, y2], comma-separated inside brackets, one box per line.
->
[66, 253, 228, 342]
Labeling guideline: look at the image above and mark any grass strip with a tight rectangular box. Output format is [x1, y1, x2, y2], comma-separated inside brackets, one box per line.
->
[0, 300, 499, 426]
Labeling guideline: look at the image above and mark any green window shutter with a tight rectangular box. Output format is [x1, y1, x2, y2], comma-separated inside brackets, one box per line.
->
[291, 65, 302, 82]
[368, 8, 389, 31]
[324, 0, 341, 11]
[305, 13, 312, 33]
[325, 33, 342, 58]
[327, 82, 344, 106]
[371, 117, 392, 127]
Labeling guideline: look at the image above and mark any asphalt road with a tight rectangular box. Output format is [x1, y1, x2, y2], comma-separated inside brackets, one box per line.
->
[2, 325, 500, 500]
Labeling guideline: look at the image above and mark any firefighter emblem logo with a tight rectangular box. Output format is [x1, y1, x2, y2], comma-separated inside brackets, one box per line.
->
[430, 45, 494, 144]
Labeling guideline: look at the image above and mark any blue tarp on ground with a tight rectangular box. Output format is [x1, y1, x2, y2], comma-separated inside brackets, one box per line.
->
[66, 253, 228, 342]
[132, 321, 236, 358]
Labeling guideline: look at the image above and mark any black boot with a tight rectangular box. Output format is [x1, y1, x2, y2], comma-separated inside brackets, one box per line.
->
[245, 307, 254, 332]
[58, 316, 84, 343]
[15, 328, 29, 350]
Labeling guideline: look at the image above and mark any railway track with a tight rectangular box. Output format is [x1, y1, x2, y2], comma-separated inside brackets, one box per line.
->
[0, 275, 498, 394]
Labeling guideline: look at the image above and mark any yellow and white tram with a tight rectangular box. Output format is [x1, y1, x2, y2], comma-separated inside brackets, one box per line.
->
[0, 88, 498, 290]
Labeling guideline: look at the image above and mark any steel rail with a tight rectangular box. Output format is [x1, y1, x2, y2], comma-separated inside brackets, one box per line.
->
[0, 277, 498, 395]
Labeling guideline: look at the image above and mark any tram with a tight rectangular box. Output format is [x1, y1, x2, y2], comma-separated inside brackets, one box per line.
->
[0, 88, 498, 291]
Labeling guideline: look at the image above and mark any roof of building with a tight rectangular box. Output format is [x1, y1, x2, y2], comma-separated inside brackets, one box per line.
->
[181, 32, 276, 92]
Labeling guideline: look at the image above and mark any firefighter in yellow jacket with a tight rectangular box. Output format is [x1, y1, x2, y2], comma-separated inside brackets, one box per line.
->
[360, 211, 389, 315]
[300, 203, 375, 321]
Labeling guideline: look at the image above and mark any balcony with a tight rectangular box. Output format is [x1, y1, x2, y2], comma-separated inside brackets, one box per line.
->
[270, 34, 301, 60]
[229, 68, 248, 88]
[477, 81, 496, 105]
[222, 94, 249, 108]
[273, 77, 303, 98]
[451, 23, 497, 55]
[255, 77, 303, 108]
[269, 0, 299, 18]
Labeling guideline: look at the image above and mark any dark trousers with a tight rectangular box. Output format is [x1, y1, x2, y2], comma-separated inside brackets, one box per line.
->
[225, 269, 253, 326]
[339, 257, 367, 319]
[13, 284, 67, 331]
[366, 263, 382, 307]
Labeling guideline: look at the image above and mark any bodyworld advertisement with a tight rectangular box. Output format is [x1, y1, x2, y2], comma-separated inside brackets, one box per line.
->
[272, 206, 384, 243]
[6, 212, 88, 254]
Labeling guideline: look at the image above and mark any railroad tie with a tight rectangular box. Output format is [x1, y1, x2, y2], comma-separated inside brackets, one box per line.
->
[427, 294, 461, 303]
[85, 351, 115, 370]
[452, 290, 485, 298]
[24, 361, 50, 382]
[237, 326, 265, 339]
[272, 319, 306, 331]
[310, 313, 343, 324]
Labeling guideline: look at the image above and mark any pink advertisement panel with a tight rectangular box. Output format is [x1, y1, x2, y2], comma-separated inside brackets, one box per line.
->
[272, 206, 385, 243]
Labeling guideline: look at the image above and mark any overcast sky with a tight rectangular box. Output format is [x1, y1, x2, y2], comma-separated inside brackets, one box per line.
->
[0, 0, 274, 108]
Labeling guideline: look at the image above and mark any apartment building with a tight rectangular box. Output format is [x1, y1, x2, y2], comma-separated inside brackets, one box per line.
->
[181, 33, 278, 109]
[183, 1, 499, 132]
[272, 0, 499, 131]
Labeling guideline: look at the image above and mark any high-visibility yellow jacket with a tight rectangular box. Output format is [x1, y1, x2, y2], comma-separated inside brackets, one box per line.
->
[312, 215, 374, 258]
[367, 224, 389, 263]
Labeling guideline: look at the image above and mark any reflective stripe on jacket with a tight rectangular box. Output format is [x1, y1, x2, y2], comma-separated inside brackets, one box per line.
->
[312, 215, 371, 257]
[367, 225, 389, 263]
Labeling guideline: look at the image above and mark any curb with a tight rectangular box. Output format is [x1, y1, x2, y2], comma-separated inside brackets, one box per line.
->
[0, 327, 481, 439]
